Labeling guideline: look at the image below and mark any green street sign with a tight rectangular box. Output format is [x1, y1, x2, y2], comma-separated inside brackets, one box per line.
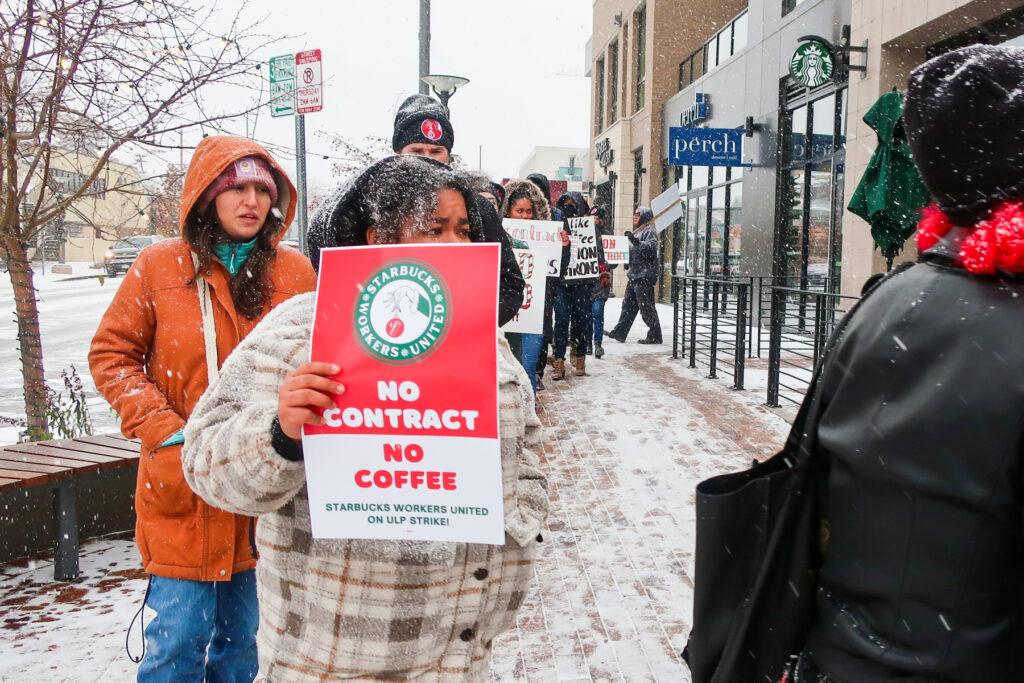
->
[790, 40, 835, 88]
[269, 53, 295, 118]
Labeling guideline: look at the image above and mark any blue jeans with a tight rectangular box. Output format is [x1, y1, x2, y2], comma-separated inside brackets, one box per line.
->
[591, 299, 606, 347]
[520, 333, 544, 392]
[138, 570, 259, 682]
[553, 282, 593, 359]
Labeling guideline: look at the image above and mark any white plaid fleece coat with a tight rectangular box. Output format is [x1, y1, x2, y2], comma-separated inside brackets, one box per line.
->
[182, 293, 548, 681]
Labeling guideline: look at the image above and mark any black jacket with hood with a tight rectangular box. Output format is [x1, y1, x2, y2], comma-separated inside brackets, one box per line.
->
[308, 155, 524, 326]
[803, 238, 1024, 681]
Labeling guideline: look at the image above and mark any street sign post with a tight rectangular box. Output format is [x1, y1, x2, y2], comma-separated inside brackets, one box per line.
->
[295, 49, 323, 114]
[269, 53, 295, 118]
[268, 49, 323, 256]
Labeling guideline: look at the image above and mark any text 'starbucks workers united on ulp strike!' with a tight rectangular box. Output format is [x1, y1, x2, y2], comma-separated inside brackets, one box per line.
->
[303, 244, 506, 544]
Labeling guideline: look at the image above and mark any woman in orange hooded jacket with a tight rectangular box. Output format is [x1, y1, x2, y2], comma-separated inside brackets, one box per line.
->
[89, 136, 316, 681]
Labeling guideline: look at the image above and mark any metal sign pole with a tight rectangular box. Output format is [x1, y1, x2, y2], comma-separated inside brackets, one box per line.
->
[295, 113, 308, 254]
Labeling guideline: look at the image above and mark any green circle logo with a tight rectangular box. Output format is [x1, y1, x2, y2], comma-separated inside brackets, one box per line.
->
[353, 259, 451, 365]
[790, 41, 835, 88]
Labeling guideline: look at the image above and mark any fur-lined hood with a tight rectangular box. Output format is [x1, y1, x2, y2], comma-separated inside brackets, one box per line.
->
[501, 179, 551, 221]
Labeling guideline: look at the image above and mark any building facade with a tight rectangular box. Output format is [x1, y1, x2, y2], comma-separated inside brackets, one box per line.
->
[840, 0, 1024, 296]
[589, 0, 747, 240]
[660, 0, 852, 301]
[20, 150, 148, 265]
[517, 146, 591, 191]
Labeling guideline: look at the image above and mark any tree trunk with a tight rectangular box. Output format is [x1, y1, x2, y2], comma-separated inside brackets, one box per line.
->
[5, 235, 49, 440]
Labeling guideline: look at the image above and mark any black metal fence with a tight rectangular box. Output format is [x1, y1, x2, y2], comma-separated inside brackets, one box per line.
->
[670, 274, 857, 406]
[672, 276, 749, 390]
[765, 284, 858, 407]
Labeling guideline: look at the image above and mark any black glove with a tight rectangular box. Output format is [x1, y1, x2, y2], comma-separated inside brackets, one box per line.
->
[625, 230, 638, 245]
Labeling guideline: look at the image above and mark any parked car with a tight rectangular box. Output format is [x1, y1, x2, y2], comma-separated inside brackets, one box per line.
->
[103, 235, 164, 277]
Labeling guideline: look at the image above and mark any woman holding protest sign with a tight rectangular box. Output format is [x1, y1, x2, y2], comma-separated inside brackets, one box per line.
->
[501, 179, 552, 393]
[89, 135, 317, 680]
[181, 154, 548, 681]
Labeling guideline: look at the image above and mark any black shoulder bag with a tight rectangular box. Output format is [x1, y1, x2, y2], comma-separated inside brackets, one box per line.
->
[684, 264, 913, 683]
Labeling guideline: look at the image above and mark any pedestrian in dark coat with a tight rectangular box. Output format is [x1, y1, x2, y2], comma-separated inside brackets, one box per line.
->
[786, 45, 1024, 683]
[607, 206, 662, 344]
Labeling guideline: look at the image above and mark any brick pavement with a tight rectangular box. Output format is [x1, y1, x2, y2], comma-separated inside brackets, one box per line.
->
[488, 342, 791, 682]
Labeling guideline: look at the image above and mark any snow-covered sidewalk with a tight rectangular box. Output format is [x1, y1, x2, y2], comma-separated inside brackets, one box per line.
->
[0, 298, 793, 681]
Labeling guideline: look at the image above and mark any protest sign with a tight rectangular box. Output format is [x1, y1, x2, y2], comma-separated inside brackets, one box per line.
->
[303, 244, 505, 544]
[503, 218, 563, 277]
[602, 234, 630, 265]
[500, 248, 546, 334]
[651, 183, 684, 234]
[565, 216, 599, 279]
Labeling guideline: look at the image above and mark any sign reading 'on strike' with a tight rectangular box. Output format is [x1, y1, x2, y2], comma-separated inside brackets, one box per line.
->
[303, 244, 505, 544]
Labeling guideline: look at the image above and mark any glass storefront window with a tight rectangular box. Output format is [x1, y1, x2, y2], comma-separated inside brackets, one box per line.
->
[784, 168, 806, 281]
[712, 165, 728, 186]
[807, 159, 833, 286]
[789, 105, 807, 162]
[710, 186, 727, 276]
[691, 165, 710, 189]
[811, 93, 836, 160]
[728, 183, 743, 274]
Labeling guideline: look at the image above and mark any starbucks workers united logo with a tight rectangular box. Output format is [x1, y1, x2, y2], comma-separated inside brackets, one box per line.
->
[354, 260, 451, 365]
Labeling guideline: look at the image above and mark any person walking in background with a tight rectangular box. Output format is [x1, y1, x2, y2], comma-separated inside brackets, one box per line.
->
[607, 206, 662, 345]
[89, 136, 317, 681]
[502, 179, 552, 392]
[587, 206, 613, 359]
[181, 155, 548, 681]
[782, 45, 1024, 682]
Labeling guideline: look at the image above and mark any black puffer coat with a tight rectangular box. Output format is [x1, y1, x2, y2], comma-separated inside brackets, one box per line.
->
[804, 240, 1024, 681]
[307, 155, 524, 326]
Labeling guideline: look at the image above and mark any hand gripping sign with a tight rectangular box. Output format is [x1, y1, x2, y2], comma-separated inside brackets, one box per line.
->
[304, 244, 504, 544]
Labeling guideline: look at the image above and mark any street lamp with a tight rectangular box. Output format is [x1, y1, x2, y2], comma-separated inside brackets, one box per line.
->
[420, 74, 469, 110]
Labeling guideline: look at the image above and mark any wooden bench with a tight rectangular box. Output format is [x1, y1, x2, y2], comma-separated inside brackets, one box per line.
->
[0, 433, 139, 580]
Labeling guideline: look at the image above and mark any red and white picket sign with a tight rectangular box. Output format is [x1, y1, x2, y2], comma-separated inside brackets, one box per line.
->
[303, 244, 504, 544]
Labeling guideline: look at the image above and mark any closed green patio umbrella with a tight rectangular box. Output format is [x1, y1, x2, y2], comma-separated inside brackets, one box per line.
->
[848, 90, 930, 269]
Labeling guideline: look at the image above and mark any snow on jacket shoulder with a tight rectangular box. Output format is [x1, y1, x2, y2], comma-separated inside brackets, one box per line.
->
[182, 292, 548, 680]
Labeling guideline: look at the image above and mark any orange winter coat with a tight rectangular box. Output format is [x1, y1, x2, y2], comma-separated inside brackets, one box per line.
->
[89, 136, 317, 581]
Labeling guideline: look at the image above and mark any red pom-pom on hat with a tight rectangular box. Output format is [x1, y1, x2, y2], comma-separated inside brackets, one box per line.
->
[916, 204, 953, 252]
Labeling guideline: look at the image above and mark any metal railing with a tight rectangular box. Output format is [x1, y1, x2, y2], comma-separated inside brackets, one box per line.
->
[672, 275, 750, 390]
[765, 284, 858, 407]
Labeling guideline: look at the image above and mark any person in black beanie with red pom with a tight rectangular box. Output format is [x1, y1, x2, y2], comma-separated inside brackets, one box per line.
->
[773, 44, 1024, 683]
[390, 94, 525, 327]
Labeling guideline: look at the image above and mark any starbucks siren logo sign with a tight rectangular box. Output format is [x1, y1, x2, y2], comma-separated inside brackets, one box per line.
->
[354, 259, 451, 365]
[790, 40, 835, 88]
